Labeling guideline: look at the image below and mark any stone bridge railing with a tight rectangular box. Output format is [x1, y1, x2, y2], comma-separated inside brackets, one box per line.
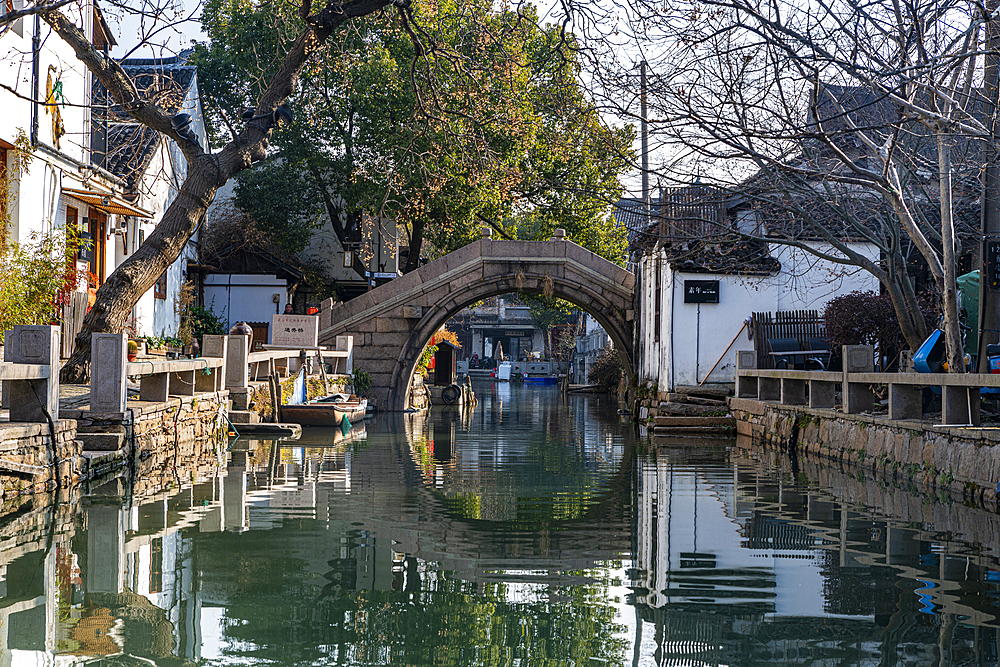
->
[736, 345, 999, 427]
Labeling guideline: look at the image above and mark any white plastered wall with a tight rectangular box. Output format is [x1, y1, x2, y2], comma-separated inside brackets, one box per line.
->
[638, 241, 880, 391]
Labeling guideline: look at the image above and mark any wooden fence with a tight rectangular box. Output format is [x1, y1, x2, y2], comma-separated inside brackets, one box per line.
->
[61, 292, 88, 357]
[751, 310, 827, 369]
[657, 185, 727, 240]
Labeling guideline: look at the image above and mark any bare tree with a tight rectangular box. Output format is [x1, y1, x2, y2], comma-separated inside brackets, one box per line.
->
[567, 0, 995, 370]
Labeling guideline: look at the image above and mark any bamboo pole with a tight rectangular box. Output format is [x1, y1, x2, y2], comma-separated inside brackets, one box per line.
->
[698, 322, 748, 386]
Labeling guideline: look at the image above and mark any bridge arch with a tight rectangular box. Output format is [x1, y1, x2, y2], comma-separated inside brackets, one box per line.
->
[318, 236, 635, 411]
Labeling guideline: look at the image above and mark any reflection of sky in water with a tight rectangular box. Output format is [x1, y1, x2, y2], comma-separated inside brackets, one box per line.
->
[1, 390, 999, 665]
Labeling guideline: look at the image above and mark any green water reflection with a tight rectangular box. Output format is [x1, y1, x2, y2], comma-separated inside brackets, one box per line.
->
[1, 382, 999, 665]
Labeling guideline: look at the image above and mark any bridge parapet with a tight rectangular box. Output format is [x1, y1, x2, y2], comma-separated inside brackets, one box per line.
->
[319, 237, 635, 410]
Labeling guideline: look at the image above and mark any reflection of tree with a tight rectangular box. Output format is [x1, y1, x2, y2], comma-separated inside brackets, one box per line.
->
[426, 407, 633, 528]
[199, 538, 626, 666]
[86, 591, 194, 666]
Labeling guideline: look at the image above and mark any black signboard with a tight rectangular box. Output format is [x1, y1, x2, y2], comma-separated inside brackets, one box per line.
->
[684, 280, 720, 304]
[78, 231, 94, 263]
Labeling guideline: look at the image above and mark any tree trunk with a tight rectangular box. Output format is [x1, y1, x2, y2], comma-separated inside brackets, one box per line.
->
[43, 0, 394, 382]
[404, 217, 424, 274]
[938, 132, 966, 372]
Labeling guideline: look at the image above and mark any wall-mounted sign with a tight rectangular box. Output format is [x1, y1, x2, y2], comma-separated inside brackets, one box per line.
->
[78, 230, 94, 262]
[365, 271, 398, 279]
[504, 331, 530, 336]
[272, 314, 319, 347]
[684, 280, 720, 304]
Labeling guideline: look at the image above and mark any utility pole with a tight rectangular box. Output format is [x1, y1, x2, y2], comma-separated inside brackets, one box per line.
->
[640, 60, 649, 206]
[978, 0, 1000, 370]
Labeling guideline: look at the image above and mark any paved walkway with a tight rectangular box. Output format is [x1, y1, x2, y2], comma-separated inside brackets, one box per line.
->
[58, 382, 141, 413]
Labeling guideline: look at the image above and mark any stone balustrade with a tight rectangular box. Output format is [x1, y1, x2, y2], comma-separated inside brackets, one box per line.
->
[736, 345, 1000, 426]
[91, 334, 228, 411]
[2, 330, 354, 421]
[2, 325, 60, 422]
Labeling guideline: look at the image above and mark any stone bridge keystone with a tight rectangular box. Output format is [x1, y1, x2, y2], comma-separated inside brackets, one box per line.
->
[319, 238, 635, 410]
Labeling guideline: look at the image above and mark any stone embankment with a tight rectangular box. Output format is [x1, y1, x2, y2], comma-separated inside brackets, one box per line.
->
[738, 443, 1000, 560]
[730, 397, 1000, 506]
[1, 325, 352, 513]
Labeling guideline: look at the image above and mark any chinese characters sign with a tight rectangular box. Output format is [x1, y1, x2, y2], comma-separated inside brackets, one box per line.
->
[271, 315, 319, 347]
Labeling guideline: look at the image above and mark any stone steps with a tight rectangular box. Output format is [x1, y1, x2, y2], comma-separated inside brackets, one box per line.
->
[653, 425, 734, 436]
[228, 410, 260, 424]
[650, 433, 735, 447]
[665, 393, 727, 405]
[658, 401, 729, 417]
[674, 384, 734, 398]
[78, 432, 125, 452]
[653, 416, 735, 427]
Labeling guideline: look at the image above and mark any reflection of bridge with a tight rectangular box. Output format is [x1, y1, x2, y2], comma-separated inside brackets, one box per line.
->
[5, 428, 1000, 664]
[318, 235, 635, 410]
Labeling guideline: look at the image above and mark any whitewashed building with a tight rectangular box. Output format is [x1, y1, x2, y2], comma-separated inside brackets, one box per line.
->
[1, 11, 206, 346]
[91, 52, 207, 338]
[626, 187, 879, 393]
[573, 312, 610, 384]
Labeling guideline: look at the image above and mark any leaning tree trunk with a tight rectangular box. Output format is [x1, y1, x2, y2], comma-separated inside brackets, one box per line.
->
[42, 0, 394, 382]
[60, 160, 222, 382]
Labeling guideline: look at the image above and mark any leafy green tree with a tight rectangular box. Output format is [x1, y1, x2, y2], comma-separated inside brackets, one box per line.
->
[525, 296, 575, 358]
[194, 0, 634, 273]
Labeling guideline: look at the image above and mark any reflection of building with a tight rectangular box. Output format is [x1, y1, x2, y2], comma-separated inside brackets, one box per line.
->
[631, 447, 1000, 664]
[573, 313, 610, 384]
[6, 423, 1000, 666]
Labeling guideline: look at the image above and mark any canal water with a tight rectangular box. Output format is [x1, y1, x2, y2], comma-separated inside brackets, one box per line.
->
[3, 381, 1000, 665]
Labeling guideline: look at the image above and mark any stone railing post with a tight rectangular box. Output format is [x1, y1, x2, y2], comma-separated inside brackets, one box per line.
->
[226, 335, 249, 390]
[735, 350, 757, 398]
[226, 334, 251, 409]
[200, 335, 228, 392]
[319, 297, 334, 332]
[6, 325, 60, 421]
[91, 333, 127, 413]
[842, 344, 875, 414]
[337, 335, 354, 375]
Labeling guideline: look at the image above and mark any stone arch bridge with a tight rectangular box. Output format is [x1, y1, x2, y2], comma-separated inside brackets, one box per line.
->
[317, 234, 635, 411]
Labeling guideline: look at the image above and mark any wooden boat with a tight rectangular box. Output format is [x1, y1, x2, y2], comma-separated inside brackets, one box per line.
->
[277, 371, 368, 427]
[279, 395, 367, 427]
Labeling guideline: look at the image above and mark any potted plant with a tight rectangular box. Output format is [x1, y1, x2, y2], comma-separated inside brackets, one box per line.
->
[127, 339, 138, 362]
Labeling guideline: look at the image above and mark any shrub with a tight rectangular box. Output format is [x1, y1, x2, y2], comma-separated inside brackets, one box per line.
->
[822, 290, 936, 368]
[588, 346, 623, 392]
[822, 291, 901, 349]
[182, 305, 227, 346]
[351, 369, 372, 397]
[823, 290, 939, 348]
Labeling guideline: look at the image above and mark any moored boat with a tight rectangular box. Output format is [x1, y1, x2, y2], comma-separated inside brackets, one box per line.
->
[279, 395, 368, 427]
[277, 370, 369, 427]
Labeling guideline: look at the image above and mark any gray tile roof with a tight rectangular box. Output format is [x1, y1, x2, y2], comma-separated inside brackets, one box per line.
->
[93, 54, 197, 189]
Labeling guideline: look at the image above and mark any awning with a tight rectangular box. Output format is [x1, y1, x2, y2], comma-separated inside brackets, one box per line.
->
[62, 187, 153, 218]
